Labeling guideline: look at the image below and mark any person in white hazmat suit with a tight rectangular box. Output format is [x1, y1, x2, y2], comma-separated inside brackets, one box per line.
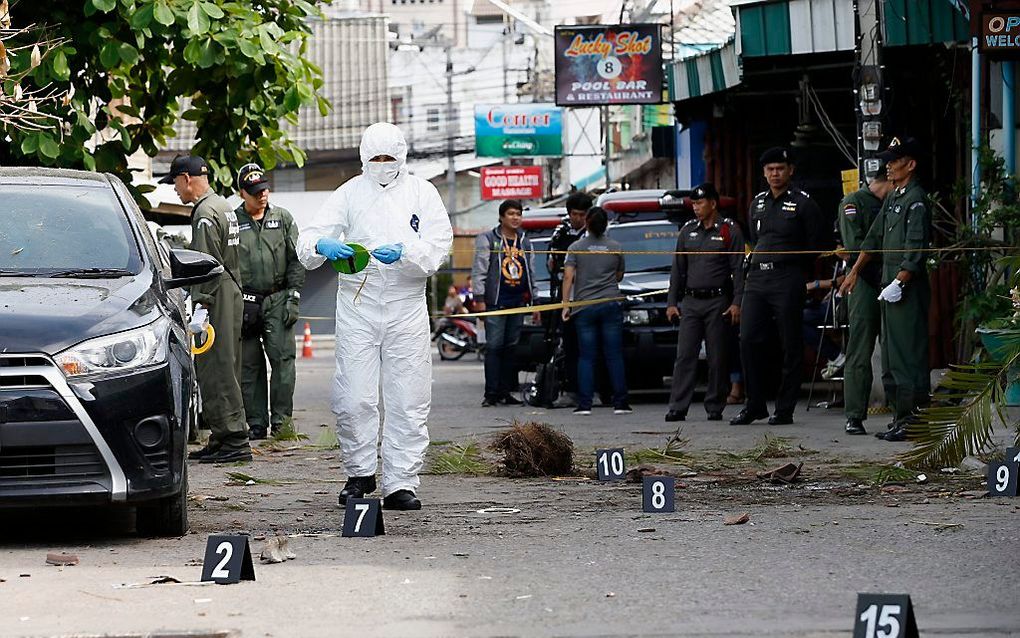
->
[297, 123, 453, 511]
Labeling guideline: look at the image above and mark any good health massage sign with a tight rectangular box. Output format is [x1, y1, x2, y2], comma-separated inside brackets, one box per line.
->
[554, 24, 664, 106]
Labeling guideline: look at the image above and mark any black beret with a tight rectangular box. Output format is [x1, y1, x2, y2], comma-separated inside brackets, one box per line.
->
[690, 182, 719, 201]
[877, 136, 922, 162]
[759, 146, 793, 166]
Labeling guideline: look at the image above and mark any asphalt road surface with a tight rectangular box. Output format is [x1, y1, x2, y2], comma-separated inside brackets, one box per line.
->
[1, 353, 1018, 637]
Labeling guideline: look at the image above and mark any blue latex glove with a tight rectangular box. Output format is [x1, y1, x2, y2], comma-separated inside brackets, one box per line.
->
[315, 238, 354, 261]
[371, 243, 403, 264]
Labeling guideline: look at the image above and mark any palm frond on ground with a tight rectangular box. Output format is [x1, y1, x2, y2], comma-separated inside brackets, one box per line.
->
[900, 345, 1020, 469]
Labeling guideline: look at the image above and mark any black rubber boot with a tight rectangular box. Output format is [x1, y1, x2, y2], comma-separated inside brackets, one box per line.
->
[338, 475, 377, 505]
[383, 489, 422, 511]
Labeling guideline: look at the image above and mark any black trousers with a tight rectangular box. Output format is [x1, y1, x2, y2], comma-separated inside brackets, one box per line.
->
[740, 270, 805, 417]
[668, 296, 729, 415]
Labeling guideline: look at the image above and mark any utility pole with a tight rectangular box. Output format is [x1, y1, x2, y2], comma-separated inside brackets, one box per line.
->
[854, 0, 884, 183]
[446, 44, 457, 218]
[502, 13, 510, 103]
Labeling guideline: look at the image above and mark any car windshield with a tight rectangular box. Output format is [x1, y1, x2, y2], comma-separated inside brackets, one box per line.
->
[607, 223, 680, 273]
[0, 184, 142, 276]
[531, 238, 551, 282]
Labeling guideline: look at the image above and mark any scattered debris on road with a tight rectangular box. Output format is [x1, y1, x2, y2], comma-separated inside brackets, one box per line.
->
[260, 535, 297, 563]
[724, 513, 751, 526]
[45, 552, 79, 566]
[493, 421, 573, 477]
[756, 462, 803, 484]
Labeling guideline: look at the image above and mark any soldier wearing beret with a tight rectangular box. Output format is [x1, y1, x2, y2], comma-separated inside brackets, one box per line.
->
[664, 183, 744, 422]
[838, 168, 893, 436]
[841, 137, 931, 442]
[731, 147, 827, 426]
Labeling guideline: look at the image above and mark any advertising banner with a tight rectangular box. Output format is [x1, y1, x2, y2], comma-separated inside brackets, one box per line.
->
[480, 166, 544, 201]
[981, 13, 1020, 54]
[474, 104, 563, 157]
[554, 24, 664, 106]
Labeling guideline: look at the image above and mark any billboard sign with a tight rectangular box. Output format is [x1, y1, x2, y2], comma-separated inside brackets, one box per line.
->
[480, 166, 544, 201]
[474, 104, 563, 157]
[981, 13, 1020, 54]
[554, 24, 664, 106]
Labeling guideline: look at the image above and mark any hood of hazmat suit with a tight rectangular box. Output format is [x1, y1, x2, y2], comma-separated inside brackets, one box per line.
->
[296, 123, 453, 498]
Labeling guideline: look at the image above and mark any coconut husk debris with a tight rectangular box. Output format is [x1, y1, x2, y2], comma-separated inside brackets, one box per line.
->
[492, 421, 574, 477]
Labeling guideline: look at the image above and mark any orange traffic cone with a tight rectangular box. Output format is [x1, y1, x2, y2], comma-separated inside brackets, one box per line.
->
[302, 322, 313, 358]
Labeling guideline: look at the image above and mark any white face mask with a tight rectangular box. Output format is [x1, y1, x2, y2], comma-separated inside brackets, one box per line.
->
[365, 161, 400, 185]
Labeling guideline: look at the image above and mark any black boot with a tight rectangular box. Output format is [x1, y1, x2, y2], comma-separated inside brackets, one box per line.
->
[768, 413, 794, 426]
[187, 444, 220, 460]
[882, 424, 908, 442]
[730, 408, 768, 425]
[338, 475, 377, 505]
[383, 489, 422, 510]
[664, 410, 686, 422]
[845, 418, 867, 435]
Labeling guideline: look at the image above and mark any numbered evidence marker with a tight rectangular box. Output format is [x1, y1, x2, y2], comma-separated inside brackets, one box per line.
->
[642, 476, 675, 513]
[200, 535, 255, 584]
[595, 448, 626, 481]
[853, 593, 918, 638]
[342, 498, 386, 537]
[987, 446, 1020, 497]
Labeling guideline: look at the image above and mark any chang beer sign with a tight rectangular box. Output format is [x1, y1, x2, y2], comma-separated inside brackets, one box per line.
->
[474, 104, 563, 157]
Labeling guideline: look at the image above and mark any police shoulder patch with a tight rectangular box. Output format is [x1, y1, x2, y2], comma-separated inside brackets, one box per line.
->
[197, 218, 214, 229]
[843, 204, 857, 217]
[908, 202, 926, 211]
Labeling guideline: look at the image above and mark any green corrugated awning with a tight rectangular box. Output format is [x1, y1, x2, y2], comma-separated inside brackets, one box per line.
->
[667, 38, 741, 103]
[883, 0, 969, 47]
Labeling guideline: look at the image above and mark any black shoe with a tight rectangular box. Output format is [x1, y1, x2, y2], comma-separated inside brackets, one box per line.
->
[199, 447, 253, 464]
[248, 426, 268, 441]
[707, 412, 723, 421]
[882, 425, 908, 442]
[481, 396, 499, 407]
[613, 404, 633, 415]
[383, 489, 422, 510]
[875, 422, 896, 439]
[730, 408, 768, 425]
[502, 395, 524, 406]
[768, 414, 794, 426]
[664, 410, 686, 422]
[187, 444, 220, 460]
[338, 475, 377, 505]
[845, 418, 867, 435]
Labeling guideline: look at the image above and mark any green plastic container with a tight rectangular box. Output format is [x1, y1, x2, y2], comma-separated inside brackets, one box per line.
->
[976, 327, 1020, 406]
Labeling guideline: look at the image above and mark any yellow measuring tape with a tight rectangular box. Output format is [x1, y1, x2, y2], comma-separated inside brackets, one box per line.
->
[191, 325, 216, 355]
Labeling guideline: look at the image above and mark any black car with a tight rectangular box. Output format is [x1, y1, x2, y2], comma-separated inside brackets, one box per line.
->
[0, 168, 221, 536]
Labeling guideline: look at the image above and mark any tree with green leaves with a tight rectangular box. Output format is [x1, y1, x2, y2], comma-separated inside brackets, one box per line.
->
[0, 0, 331, 198]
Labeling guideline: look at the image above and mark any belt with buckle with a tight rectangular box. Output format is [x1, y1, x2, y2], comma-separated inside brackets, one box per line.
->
[685, 287, 725, 299]
[755, 261, 796, 271]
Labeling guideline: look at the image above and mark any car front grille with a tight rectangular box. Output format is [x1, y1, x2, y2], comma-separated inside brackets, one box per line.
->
[0, 444, 108, 490]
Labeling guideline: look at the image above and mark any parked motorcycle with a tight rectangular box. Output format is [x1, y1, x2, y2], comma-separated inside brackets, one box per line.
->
[432, 317, 482, 361]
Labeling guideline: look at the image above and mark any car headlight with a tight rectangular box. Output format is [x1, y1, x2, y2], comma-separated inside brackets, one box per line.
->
[624, 309, 650, 325]
[57, 316, 170, 378]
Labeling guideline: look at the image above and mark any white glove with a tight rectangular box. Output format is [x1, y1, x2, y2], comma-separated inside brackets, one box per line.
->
[188, 304, 210, 334]
[878, 281, 903, 303]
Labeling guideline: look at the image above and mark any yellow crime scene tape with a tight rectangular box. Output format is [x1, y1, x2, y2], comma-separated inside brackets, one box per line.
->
[295, 244, 1012, 323]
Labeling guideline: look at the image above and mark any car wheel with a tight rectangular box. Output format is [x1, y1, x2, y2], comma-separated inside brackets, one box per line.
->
[136, 463, 189, 537]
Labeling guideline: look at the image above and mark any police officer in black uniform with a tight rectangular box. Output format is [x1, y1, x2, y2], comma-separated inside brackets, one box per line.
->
[665, 183, 744, 422]
[731, 147, 827, 426]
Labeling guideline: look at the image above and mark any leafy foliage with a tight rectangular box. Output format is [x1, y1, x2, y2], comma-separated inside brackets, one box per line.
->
[0, 0, 330, 198]
[900, 344, 1020, 469]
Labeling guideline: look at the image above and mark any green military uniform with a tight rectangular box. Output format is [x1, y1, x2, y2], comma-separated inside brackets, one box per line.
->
[838, 186, 884, 422]
[190, 191, 249, 451]
[863, 179, 931, 426]
[236, 203, 305, 435]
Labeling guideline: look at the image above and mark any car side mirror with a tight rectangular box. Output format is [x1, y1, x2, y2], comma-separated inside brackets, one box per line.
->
[164, 248, 223, 290]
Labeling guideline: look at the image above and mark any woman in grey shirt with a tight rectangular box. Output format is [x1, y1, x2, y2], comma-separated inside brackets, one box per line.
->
[561, 207, 631, 415]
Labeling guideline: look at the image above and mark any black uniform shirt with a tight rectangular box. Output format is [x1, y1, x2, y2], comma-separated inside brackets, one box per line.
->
[747, 187, 826, 271]
[667, 216, 745, 307]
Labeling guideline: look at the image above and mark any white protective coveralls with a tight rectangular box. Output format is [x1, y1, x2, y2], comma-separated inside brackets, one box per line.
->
[297, 123, 453, 496]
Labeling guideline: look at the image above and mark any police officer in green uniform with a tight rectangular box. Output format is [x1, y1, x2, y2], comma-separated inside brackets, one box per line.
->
[842, 137, 930, 442]
[161, 155, 251, 463]
[235, 163, 305, 440]
[732, 147, 827, 426]
[838, 170, 894, 435]
[665, 183, 744, 422]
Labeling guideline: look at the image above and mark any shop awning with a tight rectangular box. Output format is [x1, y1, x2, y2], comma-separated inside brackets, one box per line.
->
[666, 37, 741, 102]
